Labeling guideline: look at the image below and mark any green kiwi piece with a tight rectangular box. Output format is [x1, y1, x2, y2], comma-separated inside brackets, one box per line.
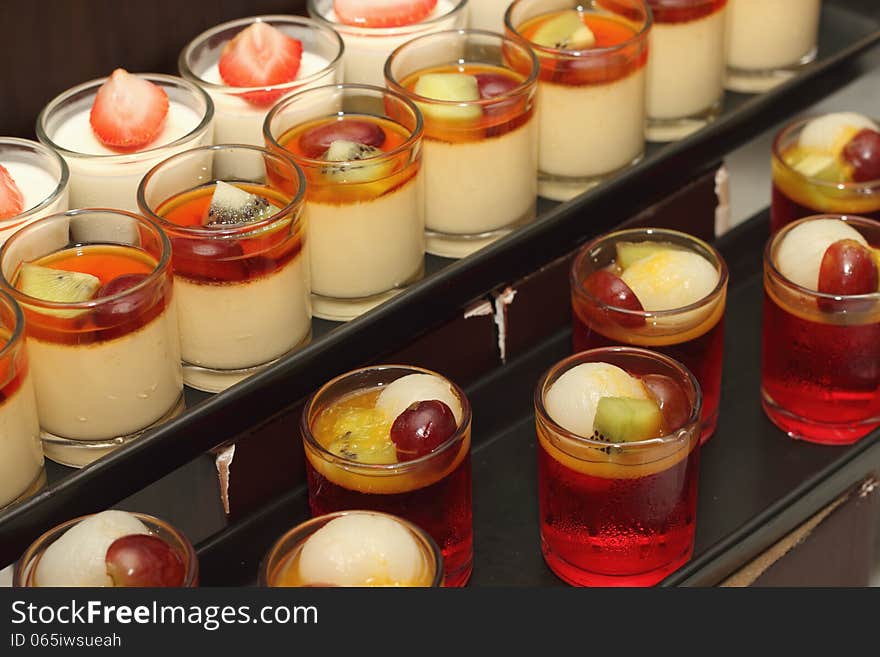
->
[593, 396, 663, 444]
[532, 11, 596, 50]
[17, 264, 100, 318]
[321, 140, 395, 184]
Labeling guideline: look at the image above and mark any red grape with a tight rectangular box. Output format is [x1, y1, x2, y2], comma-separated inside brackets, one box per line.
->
[389, 400, 457, 460]
[641, 374, 691, 433]
[94, 274, 151, 327]
[170, 236, 247, 281]
[582, 270, 645, 328]
[105, 534, 186, 587]
[475, 73, 519, 99]
[298, 120, 386, 159]
[842, 129, 880, 183]
[817, 239, 879, 311]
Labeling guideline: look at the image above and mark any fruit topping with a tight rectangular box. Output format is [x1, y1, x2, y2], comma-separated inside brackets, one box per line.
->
[413, 73, 483, 122]
[593, 396, 663, 443]
[18, 264, 100, 317]
[320, 140, 394, 184]
[582, 270, 645, 328]
[390, 400, 457, 460]
[298, 513, 424, 586]
[89, 69, 169, 151]
[376, 373, 463, 424]
[299, 120, 386, 159]
[615, 241, 678, 270]
[0, 165, 24, 219]
[206, 181, 274, 226]
[620, 250, 719, 311]
[218, 22, 303, 106]
[841, 129, 880, 182]
[35, 510, 149, 587]
[641, 374, 691, 433]
[531, 11, 596, 50]
[788, 151, 843, 181]
[475, 73, 520, 99]
[817, 239, 879, 298]
[105, 534, 185, 587]
[326, 406, 396, 464]
[93, 273, 151, 326]
[544, 362, 648, 438]
[798, 112, 878, 154]
[333, 0, 438, 29]
[776, 218, 867, 290]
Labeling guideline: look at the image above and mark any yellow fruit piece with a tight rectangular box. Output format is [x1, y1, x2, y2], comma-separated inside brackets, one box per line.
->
[321, 406, 397, 465]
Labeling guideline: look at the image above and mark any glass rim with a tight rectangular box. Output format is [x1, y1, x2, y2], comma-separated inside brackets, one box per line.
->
[383, 29, 541, 108]
[178, 14, 345, 94]
[0, 137, 70, 224]
[570, 227, 729, 318]
[0, 208, 173, 312]
[772, 115, 880, 191]
[259, 510, 445, 587]
[307, 0, 469, 35]
[534, 346, 702, 451]
[0, 288, 26, 363]
[137, 143, 308, 238]
[12, 511, 199, 587]
[765, 213, 880, 301]
[263, 83, 425, 168]
[36, 73, 215, 161]
[505, 0, 653, 58]
[301, 364, 472, 473]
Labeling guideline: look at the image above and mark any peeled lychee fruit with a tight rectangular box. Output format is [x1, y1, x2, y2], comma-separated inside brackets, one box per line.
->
[776, 218, 867, 290]
[620, 250, 720, 311]
[376, 374, 462, 425]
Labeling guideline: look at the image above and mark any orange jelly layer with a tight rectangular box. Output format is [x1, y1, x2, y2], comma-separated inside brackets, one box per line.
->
[0, 328, 27, 403]
[518, 11, 647, 86]
[400, 64, 533, 144]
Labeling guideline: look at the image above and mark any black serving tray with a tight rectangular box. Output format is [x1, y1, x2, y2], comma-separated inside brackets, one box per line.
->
[1, 0, 880, 573]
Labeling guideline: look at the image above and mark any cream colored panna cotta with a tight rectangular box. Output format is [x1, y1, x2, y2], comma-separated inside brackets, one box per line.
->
[468, 0, 512, 31]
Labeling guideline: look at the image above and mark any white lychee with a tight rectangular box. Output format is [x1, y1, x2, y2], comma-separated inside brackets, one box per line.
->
[620, 250, 720, 311]
[376, 374, 462, 424]
[776, 218, 867, 290]
[799, 113, 879, 154]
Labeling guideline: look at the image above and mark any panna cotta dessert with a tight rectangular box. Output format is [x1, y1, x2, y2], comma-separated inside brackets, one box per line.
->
[645, 0, 727, 141]
[14, 510, 197, 587]
[179, 16, 343, 153]
[386, 29, 539, 257]
[308, 0, 469, 86]
[0, 210, 183, 467]
[266, 84, 425, 321]
[262, 511, 444, 587]
[506, 0, 651, 200]
[0, 291, 43, 509]
[725, 0, 822, 93]
[37, 69, 214, 211]
[469, 0, 512, 31]
[0, 138, 69, 245]
[139, 145, 310, 393]
[771, 112, 880, 232]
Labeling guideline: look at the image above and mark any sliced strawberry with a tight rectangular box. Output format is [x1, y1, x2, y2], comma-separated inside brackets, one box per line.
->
[333, 0, 438, 28]
[218, 22, 303, 106]
[89, 69, 169, 152]
[0, 165, 25, 219]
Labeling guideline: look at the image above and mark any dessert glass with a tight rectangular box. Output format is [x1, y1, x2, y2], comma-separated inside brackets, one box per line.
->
[308, 0, 469, 86]
[138, 145, 309, 393]
[762, 215, 880, 445]
[505, 0, 651, 201]
[0, 210, 183, 467]
[265, 84, 425, 321]
[725, 0, 822, 93]
[36, 74, 214, 211]
[13, 512, 198, 587]
[535, 346, 702, 587]
[259, 510, 445, 587]
[771, 116, 880, 233]
[644, 0, 728, 141]
[301, 365, 473, 586]
[0, 138, 69, 245]
[0, 290, 44, 509]
[385, 29, 540, 257]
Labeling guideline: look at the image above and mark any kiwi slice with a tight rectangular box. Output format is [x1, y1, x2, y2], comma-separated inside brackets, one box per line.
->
[206, 181, 273, 227]
[593, 396, 663, 444]
[321, 140, 395, 184]
[413, 73, 483, 123]
[17, 264, 100, 318]
[787, 151, 844, 182]
[532, 11, 596, 50]
[615, 241, 679, 270]
[328, 431, 398, 465]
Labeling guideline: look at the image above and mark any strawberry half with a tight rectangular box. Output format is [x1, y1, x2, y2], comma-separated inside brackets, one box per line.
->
[333, 0, 438, 28]
[89, 69, 170, 152]
[218, 22, 303, 107]
[0, 165, 25, 219]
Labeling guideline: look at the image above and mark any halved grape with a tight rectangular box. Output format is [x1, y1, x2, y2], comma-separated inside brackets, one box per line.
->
[389, 400, 457, 460]
[475, 73, 519, 99]
[171, 237, 247, 281]
[105, 534, 185, 587]
[94, 273, 151, 327]
[582, 270, 645, 328]
[842, 129, 880, 183]
[298, 120, 386, 159]
[641, 374, 691, 433]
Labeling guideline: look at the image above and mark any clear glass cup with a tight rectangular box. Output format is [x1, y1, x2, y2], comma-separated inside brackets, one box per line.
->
[535, 346, 702, 586]
[0, 138, 69, 245]
[36, 74, 214, 211]
[259, 510, 445, 587]
[762, 214, 880, 444]
[179, 15, 344, 157]
[0, 210, 184, 467]
[505, 0, 651, 201]
[265, 83, 425, 321]
[0, 289, 44, 509]
[570, 227, 728, 442]
[725, 0, 821, 93]
[138, 144, 309, 393]
[301, 365, 473, 586]
[385, 29, 540, 258]
[13, 512, 198, 587]
[308, 0, 469, 86]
